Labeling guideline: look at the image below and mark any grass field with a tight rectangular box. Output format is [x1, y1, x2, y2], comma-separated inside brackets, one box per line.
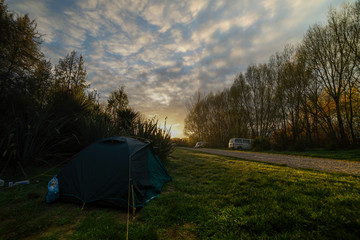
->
[1, 148, 360, 239]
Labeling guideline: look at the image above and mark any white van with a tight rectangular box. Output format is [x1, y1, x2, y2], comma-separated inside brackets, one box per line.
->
[228, 138, 252, 150]
[195, 142, 203, 148]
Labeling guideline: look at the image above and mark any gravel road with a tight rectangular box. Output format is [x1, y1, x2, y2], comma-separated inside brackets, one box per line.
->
[188, 148, 360, 175]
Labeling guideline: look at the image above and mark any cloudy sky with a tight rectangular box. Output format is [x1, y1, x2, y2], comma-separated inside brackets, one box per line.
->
[8, 0, 354, 137]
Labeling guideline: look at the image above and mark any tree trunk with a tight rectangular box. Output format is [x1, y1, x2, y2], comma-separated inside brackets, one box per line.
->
[335, 100, 348, 147]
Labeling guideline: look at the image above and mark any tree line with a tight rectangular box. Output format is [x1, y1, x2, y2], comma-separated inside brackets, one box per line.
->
[0, 0, 172, 177]
[185, 1, 360, 150]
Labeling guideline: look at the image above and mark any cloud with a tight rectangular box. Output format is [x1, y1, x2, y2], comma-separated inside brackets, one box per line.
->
[7, 0, 355, 137]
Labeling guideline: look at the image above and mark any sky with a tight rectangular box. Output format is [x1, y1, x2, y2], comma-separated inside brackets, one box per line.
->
[8, 0, 354, 138]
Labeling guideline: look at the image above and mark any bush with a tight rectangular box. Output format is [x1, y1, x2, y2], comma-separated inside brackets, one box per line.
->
[273, 142, 287, 151]
[325, 140, 338, 151]
[251, 137, 271, 151]
[272, 133, 288, 151]
[0, 109, 74, 178]
[134, 118, 174, 162]
[171, 138, 190, 147]
[293, 141, 306, 152]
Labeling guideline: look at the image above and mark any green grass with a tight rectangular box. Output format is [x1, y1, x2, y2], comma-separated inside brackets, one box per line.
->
[264, 148, 360, 162]
[1, 148, 360, 239]
[217, 146, 360, 162]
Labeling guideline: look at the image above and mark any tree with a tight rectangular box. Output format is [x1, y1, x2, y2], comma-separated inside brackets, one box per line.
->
[54, 50, 88, 92]
[0, 1, 66, 174]
[106, 86, 140, 134]
[302, 3, 360, 146]
[228, 73, 251, 138]
[106, 86, 129, 120]
[274, 46, 311, 145]
[184, 91, 206, 142]
[0, 0, 44, 95]
[245, 63, 276, 138]
[29, 59, 53, 106]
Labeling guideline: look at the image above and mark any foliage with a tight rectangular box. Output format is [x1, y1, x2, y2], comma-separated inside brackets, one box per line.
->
[0, 109, 76, 179]
[105, 86, 142, 136]
[46, 87, 100, 149]
[251, 137, 271, 151]
[301, 3, 360, 147]
[171, 137, 190, 147]
[54, 50, 88, 92]
[0, 0, 59, 176]
[78, 113, 117, 145]
[1, 148, 360, 239]
[134, 118, 174, 161]
[184, 91, 234, 147]
[106, 86, 129, 121]
[0, 0, 44, 92]
[117, 108, 139, 131]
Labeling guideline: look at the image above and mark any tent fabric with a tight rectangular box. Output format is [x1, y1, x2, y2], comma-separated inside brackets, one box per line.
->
[57, 136, 171, 208]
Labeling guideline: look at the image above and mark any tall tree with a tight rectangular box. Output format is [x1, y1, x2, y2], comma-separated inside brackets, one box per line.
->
[54, 50, 88, 92]
[0, 0, 43, 94]
[302, 3, 360, 146]
[184, 91, 205, 142]
[245, 63, 276, 137]
[228, 73, 251, 138]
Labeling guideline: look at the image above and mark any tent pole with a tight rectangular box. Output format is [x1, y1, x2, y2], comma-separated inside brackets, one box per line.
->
[132, 184, 136, 219]
[126, 155, 132, 240]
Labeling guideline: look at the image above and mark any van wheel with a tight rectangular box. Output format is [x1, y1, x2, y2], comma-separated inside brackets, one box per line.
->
[237, 146, 243, 150]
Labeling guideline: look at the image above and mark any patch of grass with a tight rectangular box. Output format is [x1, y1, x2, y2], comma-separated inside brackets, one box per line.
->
[70, 211, 124, 240]
[265, 148, 360, 162]
[1, 148, 360, 239]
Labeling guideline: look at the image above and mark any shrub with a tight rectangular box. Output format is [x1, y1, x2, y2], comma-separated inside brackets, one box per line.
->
[134, 118, 174, 162]
[0, 109, 73, 178]
[78, 113, 117, 146]
[325, 140, 338, 151]
[171, 138, 190, 147]
[272, 133, 288, 151]
[251, 137, 271, 151]
[293, 141, 306, 152]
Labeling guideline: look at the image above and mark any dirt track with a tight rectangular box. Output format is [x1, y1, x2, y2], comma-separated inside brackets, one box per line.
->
[188, 148, 360, 176]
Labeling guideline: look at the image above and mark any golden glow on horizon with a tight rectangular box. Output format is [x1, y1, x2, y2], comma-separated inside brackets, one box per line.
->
[157, 119, 185, 138]
[169, 126, 184, 138]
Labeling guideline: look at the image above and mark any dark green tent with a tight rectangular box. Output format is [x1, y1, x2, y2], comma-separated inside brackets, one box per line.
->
[57, 136, 171, 208]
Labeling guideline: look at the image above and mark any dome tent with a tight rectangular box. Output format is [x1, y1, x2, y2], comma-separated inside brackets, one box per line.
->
[55, 136, 171, 208]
